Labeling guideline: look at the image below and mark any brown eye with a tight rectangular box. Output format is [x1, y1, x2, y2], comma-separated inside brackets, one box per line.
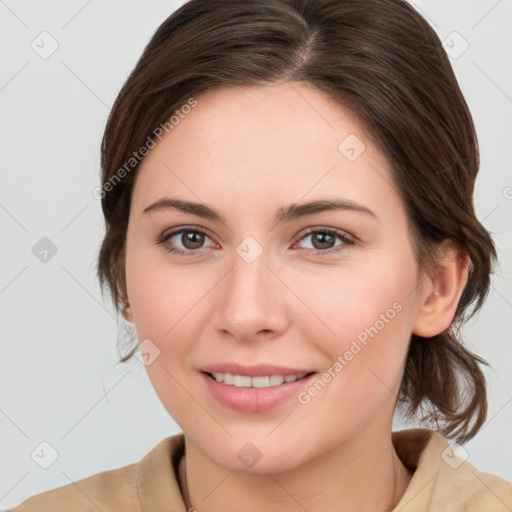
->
[180, 230, 206, 249]
[295, 227, 354, 256]
[310, 231, 336, 250]
[157, 227, 215, 255]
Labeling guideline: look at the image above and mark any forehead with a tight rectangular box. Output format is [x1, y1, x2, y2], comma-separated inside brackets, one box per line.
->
[168, 82, 368, 166]
[132, 82, 404, 225]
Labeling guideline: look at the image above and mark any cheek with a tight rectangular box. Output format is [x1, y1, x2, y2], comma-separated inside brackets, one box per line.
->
[124, 245, 219, 407]
[300, 254, 416, 346]
[297, 253, 416, 403]
[124, 246, 209, 426]
[125, 240, 204, 338]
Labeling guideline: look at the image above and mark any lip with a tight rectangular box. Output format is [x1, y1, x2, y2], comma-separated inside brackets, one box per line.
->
[200, 363, 315, 377]
[200, 367, 316, 414]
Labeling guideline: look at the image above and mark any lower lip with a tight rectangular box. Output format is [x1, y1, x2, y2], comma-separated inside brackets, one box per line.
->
[200, 372, 316, 413]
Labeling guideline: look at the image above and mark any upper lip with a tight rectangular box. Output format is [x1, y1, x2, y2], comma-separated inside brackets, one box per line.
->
[201, 363, 316, 377]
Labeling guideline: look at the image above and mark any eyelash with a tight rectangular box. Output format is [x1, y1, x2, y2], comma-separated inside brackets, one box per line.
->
[155, 226, 355, 257]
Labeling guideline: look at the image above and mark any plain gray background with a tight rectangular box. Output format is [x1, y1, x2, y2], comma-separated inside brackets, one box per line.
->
[1, 0, 511, 508]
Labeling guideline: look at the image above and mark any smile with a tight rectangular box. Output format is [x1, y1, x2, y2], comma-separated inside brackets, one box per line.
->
[207, 372, 310, 388]
[200, 369, 317, 413]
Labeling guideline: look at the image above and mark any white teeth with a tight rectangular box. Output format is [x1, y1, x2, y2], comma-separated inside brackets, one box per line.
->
[269, 375, 285, 386]
[252, 376, 270, 388]
[233, 375, 252, 387]
[209, 372, 308, 388]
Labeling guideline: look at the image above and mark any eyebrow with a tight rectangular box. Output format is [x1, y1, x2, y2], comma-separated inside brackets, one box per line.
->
[142, 196, 378, 223]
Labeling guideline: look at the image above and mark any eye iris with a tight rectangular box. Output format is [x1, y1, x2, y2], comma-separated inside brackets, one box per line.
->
[312, 232, 335, 250]
[183, 231, 204, 249]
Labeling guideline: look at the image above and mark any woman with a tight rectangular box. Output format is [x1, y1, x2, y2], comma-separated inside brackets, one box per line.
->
[11, 0, 512, 510]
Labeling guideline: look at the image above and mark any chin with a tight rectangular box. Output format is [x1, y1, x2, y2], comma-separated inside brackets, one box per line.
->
[195, 433, 310, 475]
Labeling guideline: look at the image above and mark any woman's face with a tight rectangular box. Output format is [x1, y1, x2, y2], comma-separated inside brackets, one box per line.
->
[124, 81, 427, 473]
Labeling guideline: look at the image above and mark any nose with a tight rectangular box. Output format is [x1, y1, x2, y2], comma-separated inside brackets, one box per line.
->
[210, 245, 291, 343]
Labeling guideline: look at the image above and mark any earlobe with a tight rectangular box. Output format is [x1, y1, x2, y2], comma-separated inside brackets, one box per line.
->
[123, 301, 134, 323]
[412, 241, 469, 338]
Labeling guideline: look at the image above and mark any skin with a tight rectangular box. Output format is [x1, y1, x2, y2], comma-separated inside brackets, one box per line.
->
[123, 81, 468, 512]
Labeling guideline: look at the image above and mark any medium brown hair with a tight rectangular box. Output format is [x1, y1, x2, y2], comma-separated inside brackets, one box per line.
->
[96, 0, 496, 444]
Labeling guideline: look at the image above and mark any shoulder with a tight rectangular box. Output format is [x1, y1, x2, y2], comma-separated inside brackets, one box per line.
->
[392, 429, 512, 511]
[8, 434, 185, 512]
[431, 432, 512, 511]
[8, 462, 140, 512]
[457, 470, 512, 511]
[434, 465, 512, 512]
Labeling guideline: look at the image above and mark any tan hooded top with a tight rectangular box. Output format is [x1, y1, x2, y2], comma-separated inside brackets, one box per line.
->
[9, 429, 512, 511]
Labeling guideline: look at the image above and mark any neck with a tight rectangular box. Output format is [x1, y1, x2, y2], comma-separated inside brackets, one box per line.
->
[178, 428, 413, 512]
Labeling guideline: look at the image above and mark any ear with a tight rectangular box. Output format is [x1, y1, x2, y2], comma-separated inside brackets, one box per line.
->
[119, 252, 134, 323]
[122, 300, 134, 323]
[412, 240, 469, 337]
